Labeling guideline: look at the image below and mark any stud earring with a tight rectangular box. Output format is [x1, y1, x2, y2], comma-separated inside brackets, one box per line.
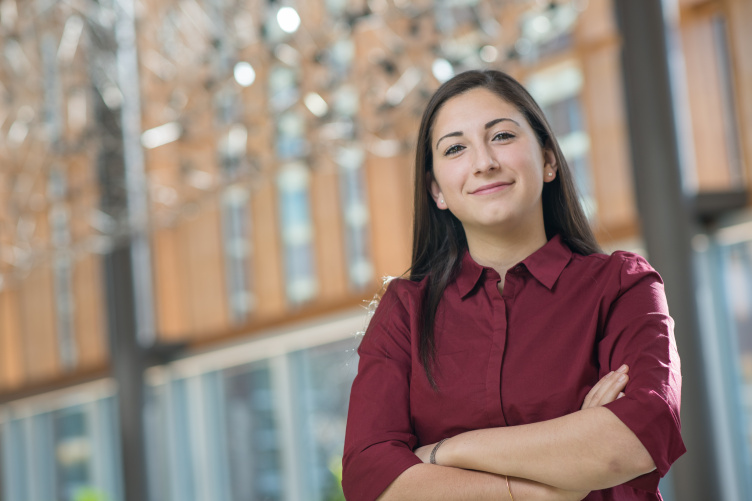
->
[547, 172, 553, 177]
[440, 198, 444, 204]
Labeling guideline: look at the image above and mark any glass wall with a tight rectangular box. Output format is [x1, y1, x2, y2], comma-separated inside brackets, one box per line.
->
[277, 162, 318, 305]
[715, 233, 752, 498]
[526, 62, 596, 219]
[693, 217, 752, 501]
[0, 319, 361, 501]
[141, 335, 358, 501]
[288, 339, 358, 500]
[337, 147, 373, 290]
[0, 394, 122, 501]
[225, 362, 283, 501]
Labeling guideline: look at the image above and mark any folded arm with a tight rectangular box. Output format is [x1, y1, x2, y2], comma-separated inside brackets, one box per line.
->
[381, 365, 635, 500]
[425, 405, 655, 492]
[378, 466, 589, 501]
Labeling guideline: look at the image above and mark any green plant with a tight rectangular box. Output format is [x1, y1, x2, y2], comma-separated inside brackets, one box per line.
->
[73, 486, 110, 501]
[325, 454, 346, 501]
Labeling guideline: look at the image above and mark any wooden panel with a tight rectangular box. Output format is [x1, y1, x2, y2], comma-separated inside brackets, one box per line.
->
[153, 225, 188, 340]
[181, 199, 228, 337]
[17, 265, 59, 382]
[679, 0, 715, 9]
[310, 164, 348, 301]
[681, 14, 734, 190]
[0, 287, 24, 390]
[250, 180, 285, 317]
[72, 253, 107, 368]
[726, 0, 752, 189]
[366, 154, 413, 280]
[581, 43, 638, 233]
[575, 0, 617, 45]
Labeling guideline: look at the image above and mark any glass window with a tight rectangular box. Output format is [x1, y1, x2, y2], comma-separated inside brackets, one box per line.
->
[1, 401, 121, 501]
[517, 4, 579, 62]
[198, 372, 232, 501]
[54, 406, 93, 501]
[328, 38, 354, 81]
[434, 0, 479, 35]
[224, 361, 283, 501]
[219, 123, 248, 180]
[0, 427, 3, 501]
[49, 168, 77, 370]
[337, 147, 373, 290]
[289, 339, 358, 500]
[269, 66, 299, 114]
[276, 111, 307, 160]
[41, 32, 62, 145]
[526, 64, 596, 219]
[145, 384, 169, 501]
[52, 252, 77, 369]
[703, 231, 752, 500]
[2, 419, 28, 501]
[277, 163, 317, 305]
[87, 397, 123, 501]
[721, 241, 752, 457]
[263, 6, 296, 45]
[30, 414, 56, 501]
[166, 379, 197, 501]
[221, 185, 253, 323]
[324, 0, 348, 16]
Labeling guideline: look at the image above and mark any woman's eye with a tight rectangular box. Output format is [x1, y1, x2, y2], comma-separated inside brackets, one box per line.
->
[493, 132, 515, 141]
[444, 144, 464, 156]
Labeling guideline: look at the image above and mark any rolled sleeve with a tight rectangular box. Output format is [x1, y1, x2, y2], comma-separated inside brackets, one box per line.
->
[342, 281, 422, 501]
[599, 253, 686, 493]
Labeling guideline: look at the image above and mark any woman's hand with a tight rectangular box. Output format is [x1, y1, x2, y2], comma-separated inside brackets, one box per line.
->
[581, 364, 629, 410]
[416, 365, 630, 465]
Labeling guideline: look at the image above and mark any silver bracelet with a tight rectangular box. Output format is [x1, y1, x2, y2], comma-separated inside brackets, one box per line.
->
[429, 438, 449, 465]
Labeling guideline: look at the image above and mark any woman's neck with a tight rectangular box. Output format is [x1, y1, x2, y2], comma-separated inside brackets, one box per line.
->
[465, 223, 549, 287]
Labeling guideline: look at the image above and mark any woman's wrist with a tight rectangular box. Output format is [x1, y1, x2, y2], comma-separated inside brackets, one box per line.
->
[437, 433, 465, 468]
[430, 438, 449, 464]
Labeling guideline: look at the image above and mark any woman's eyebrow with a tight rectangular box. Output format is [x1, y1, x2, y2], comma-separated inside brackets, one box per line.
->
[435, 131, 463, 150]
[435, 117, 520, 150]
[484, 117, 519, 129]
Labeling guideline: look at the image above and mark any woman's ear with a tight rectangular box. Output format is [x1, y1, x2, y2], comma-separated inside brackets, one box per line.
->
[543, 147, 558, 183]
[427, 171, 446, 209]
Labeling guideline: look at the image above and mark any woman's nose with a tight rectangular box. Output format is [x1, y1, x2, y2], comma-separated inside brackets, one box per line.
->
[474, 144, 499, 173]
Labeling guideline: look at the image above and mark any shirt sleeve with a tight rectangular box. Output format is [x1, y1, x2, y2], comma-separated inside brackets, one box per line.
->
[600, 253, 687, 493]
[342, 280, 423, 501]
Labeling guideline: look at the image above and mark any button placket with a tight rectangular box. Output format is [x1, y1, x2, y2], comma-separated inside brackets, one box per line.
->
[484, 274, 508, 428]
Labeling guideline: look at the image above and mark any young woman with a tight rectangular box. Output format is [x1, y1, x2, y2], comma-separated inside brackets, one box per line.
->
[342, 70, 685, 500]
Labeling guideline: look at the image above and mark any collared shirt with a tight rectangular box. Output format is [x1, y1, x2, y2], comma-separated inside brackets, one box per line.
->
[343, 235, 686, 501]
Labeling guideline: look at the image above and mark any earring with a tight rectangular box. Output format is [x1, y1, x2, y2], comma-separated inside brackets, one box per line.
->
[547, 172, 553, 177]
[440, 198, 444, 204]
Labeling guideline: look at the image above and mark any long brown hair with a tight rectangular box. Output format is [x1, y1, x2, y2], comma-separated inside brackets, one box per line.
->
[410, 69, 602, 389]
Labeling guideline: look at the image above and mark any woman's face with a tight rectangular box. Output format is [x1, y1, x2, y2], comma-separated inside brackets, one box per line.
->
[429, 87, 557, 236]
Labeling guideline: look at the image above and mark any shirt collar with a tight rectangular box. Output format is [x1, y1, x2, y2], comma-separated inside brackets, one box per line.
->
[456, 234, 573, 298]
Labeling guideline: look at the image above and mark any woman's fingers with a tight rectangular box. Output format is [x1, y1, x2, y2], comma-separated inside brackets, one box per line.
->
[592, 365, 628, 406]
[596, 371, 628, 406]
[582, 365, 629, 410]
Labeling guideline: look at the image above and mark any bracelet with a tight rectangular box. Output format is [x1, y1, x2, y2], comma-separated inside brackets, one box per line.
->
[429, 438, 449, 465]
[505, 475, 514, 501]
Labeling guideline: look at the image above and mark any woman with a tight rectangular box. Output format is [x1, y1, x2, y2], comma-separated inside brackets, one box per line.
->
[342, 70, 685, 500]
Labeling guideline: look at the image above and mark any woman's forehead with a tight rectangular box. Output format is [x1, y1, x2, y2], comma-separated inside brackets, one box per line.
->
[432, 88, 524, 132]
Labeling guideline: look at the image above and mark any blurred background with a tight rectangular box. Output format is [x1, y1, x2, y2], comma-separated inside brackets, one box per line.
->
[0, 0, 750, 500]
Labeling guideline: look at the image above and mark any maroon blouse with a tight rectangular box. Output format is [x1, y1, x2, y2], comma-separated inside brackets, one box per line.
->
[342, 235, 686, 501]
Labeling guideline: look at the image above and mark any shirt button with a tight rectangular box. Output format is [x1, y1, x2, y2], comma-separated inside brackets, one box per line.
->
[513, 265, 523, 273]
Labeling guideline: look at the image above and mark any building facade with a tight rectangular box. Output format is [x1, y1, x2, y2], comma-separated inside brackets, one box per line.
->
[0, 0, 750, 500]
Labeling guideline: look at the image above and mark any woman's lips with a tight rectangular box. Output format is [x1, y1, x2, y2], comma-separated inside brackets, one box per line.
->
[470, 181, 513, 195]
